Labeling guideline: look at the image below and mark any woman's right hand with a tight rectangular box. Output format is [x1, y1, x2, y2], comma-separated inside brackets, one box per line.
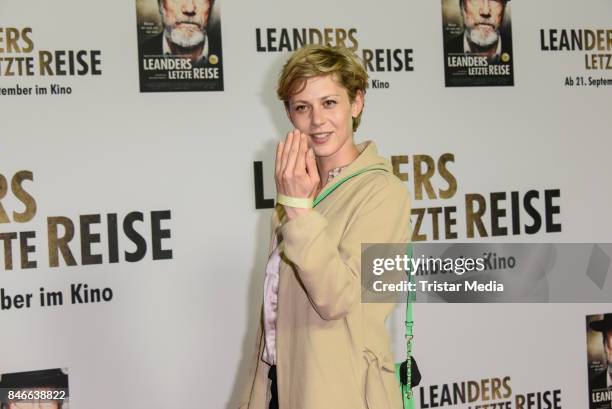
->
[275, 129, 320, 219]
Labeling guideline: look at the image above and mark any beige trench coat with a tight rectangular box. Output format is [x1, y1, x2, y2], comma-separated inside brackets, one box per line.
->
[239, 141, 411, 409]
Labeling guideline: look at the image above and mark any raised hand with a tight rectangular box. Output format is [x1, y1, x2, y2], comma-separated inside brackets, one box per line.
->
[275, 129, 320, 219]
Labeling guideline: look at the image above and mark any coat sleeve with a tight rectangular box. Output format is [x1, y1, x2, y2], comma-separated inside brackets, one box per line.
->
[237, 209, 283, 408]
[279, 177, 411, 320]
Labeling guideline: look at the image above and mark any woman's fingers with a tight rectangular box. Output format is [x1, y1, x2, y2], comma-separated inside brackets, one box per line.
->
[277, 129, 317, 198]
[275, 141, 284, 176]
[280, 131, 294, 175]
[305, 147, 320, 187]
[283, 129, 301, 177]
[274, 141, 284, 190]
[294, 132, 308, 176]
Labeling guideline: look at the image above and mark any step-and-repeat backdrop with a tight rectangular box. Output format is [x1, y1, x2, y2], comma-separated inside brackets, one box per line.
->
[1, 0, 611, 407]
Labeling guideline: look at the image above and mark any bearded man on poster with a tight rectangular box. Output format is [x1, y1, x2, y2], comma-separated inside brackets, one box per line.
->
[446, 0, 512, 62]
[142, 0, 220, 65]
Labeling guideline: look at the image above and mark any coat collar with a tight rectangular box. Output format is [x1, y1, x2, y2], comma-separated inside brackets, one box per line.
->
[318, 140, 391, 192]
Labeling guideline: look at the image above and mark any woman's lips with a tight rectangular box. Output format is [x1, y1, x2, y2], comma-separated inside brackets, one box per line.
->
[310, 132, 332, 145]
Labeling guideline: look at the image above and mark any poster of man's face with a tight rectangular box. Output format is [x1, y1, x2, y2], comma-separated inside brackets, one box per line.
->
[441, 0, 514, 87]
[135, 0, 224, 92]
[460, 0, 506, 54]
[160, 0, 211, 52]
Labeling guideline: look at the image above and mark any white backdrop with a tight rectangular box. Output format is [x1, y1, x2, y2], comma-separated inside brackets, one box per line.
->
[1, 0, 611, 408]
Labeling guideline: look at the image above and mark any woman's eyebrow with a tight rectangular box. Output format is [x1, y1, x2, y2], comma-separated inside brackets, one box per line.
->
[291, 94, 341, 104]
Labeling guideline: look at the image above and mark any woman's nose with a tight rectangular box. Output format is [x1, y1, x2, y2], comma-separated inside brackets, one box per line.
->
[311, 106, 325, 126]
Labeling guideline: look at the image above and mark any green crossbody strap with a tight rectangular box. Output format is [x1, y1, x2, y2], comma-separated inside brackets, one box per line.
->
[312, 165, 388, 208]
[311, 165, 415, 408]
[404, 242, 416, 408]
[395, 242, 415, 409]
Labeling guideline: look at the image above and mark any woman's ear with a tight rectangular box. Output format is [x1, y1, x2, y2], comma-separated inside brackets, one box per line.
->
[351, 90, 364, 118]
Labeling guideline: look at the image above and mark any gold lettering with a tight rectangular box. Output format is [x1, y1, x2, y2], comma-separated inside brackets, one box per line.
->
[391, 155, 409, 182]
[0, 174, 9, 223]
[465, 193, 488, 238]
[411, 208, 426, 242]
[438, 153, 457, 199]
[0, 232, 16, 269]
[38, 50, 53, 75]
[11, 170, 36, 223]
[413, 155, 436, 200]
[47, 216, 77, 267]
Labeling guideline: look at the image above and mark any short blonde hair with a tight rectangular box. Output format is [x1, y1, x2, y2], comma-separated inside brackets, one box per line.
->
[277, 44, 369, 132]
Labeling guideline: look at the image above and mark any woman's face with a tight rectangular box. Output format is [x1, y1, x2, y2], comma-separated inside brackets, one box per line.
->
[286, 75, 363, 164]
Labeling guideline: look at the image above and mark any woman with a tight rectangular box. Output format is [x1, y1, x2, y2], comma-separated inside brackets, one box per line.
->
[239, 44, 411, 409]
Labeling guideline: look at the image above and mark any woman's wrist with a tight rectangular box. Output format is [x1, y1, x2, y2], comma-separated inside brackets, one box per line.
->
[284, 206, 310, 220]
[276, 193, 313, 209]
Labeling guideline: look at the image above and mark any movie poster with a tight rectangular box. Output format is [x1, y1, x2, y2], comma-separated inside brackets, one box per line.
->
[586, 313, 612, 409]
[441, 0, 514, 87]
[135, 0, 224, 92]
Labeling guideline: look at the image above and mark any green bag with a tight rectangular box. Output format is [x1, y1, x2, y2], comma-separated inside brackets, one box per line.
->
[395, 242, 416, 409]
